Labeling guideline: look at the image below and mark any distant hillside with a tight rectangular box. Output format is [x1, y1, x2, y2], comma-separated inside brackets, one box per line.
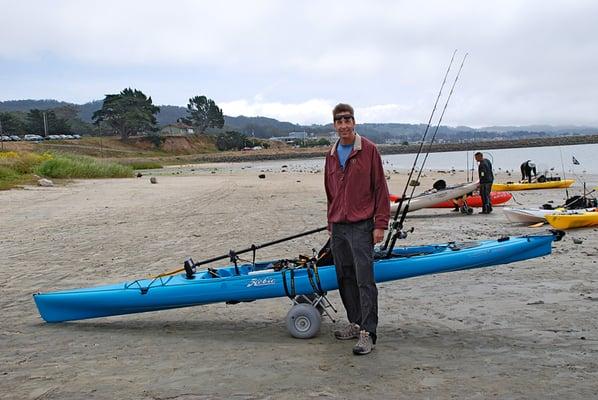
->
[2, 98, 597, 142]
[480, 124, 598, 135]
[0, 99, 184, 126]
[0, 99, 74, 112]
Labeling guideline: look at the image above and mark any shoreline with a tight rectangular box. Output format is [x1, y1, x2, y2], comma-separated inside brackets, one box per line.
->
[147, 134, 598, 165]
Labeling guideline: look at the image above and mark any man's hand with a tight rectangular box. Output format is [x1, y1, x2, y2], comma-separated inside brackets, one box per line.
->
[373, 228, 385, 244]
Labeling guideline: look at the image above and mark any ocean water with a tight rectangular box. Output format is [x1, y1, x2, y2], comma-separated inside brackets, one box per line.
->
[245, 143, 598, 176]
[383, 143, 598, 175]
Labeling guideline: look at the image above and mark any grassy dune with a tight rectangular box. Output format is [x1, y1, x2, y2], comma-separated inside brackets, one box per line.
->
[0, 151, 136, 190]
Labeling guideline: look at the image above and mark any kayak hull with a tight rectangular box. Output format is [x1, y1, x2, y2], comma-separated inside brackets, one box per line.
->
[492, 179, 574, 191]
[504, 207, 597, 224]
[545, 211, 598, 229]
[503, 207, 555, 223]
[390, 181, 479, 213]
[34, 232, 560, 323]
[431, 191, 512, 208]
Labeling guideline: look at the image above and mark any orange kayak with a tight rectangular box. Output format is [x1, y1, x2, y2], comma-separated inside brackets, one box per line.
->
[389, 191, 511, 208]
[429, 191, 512, 208]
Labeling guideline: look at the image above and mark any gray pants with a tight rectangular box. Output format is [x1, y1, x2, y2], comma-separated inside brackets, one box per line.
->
[331, 219, 378, 342]
[479, 182, 493, 212]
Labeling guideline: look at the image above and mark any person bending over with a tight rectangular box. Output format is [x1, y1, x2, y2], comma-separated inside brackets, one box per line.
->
[520, 160, 537, 183]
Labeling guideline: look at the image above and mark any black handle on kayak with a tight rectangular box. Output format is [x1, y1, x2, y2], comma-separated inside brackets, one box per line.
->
[192, 226, 328, 268]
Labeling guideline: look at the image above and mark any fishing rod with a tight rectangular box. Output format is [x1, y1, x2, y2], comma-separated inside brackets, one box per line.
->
[154, 226, 327, 278]
[383, 52, 468, 256]
[466, 151, 470, 182]
[558, 146, 570, 199]
[380, 49, 457, 251]
[412, 53, 469, 195]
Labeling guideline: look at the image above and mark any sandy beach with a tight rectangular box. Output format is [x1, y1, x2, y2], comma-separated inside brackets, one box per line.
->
[1, 165, 597, 400]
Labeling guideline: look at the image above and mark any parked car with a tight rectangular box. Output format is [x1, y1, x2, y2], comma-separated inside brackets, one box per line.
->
[1, 135, 12, 141]
[24, 134, 44, 141]
[72, 134, 81, 139]
[10, 135, 22, 141]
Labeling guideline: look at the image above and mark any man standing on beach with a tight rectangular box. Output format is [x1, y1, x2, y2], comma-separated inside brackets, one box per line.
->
[324, 103, 390, 355]
[474, 152, 494, 214]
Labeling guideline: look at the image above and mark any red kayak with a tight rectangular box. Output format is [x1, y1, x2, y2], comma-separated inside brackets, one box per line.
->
[429, 191, 512, 208]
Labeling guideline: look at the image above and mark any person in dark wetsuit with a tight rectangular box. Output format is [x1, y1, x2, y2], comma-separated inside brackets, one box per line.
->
[474, 152, 494, 214]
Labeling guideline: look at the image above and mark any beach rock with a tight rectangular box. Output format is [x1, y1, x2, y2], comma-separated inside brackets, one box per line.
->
[573, 238, 583, 244]
[37, 178, 54, 187]
[136, 172, 143, 178]
[527, 300, 545, 305]
[258, 174, 266, 179]
[150, 177, 157, 184]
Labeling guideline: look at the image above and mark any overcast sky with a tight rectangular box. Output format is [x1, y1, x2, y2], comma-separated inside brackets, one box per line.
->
[1, 0, 597, 127]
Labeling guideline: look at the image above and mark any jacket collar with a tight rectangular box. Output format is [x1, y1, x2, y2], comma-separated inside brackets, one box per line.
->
[330, 132, 362, 156]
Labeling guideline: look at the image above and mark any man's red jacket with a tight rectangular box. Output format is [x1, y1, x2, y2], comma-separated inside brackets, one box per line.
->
[324, 133, 390, 231]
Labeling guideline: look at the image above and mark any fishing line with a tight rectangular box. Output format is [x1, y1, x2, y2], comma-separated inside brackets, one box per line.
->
[384, 52, 468, 255]
[466, 151, 470, 182]
[381, 49, 458, 251]
[402, 53, 469, 221]
[558, 146, 570, 198]
[405, 53, 468, 203]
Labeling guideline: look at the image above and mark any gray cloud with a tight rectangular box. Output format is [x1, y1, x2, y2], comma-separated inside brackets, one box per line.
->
[1, 0, 597, 126]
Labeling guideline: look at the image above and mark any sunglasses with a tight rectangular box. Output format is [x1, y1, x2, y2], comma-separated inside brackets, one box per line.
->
[334, 115, 354, 123]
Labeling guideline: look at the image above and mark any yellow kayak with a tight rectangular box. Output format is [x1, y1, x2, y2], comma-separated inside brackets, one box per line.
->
[492, 179, 574, 191]
[545, 209, 598, 229]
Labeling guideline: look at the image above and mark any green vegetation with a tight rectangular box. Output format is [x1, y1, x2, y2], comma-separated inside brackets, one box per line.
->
[0, 165, 23, 190]
[181, 95, 225, 134]
[0, 112, 27, 134]
[215, 131, 269, 151]
[26, 109, 71, 134]
[0, 151, 52, 189]
[0, 150, 133, 190]
[92, 88, 160, 140]
[119, 160, 163, 170]
[298, 138, 331, 147]
[36, 155, 133, 179]
[146, 132, 166, 149]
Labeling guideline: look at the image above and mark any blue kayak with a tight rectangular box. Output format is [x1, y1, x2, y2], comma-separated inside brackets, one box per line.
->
[34, 231, 562, 323]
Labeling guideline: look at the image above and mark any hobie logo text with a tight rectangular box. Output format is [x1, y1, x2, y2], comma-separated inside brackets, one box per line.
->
[246, 278, 275, 287]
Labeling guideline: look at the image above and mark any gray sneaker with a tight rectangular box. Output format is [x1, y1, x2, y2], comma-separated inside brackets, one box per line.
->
[352, 330, 375, 355]
[333, 323, 360, 340]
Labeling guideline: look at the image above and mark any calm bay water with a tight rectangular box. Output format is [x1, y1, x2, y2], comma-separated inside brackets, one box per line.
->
[246, 143, 598, 176]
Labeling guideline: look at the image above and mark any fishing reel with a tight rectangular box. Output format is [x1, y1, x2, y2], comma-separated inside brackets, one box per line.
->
[183, 258, 196, 279]
[396, 227, 415, 240]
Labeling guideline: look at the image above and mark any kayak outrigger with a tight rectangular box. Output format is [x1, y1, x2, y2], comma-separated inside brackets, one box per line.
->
[33, 229, 564, 339]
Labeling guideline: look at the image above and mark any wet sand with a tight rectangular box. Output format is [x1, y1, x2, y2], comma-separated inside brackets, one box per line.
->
[1, 167, 597, 399]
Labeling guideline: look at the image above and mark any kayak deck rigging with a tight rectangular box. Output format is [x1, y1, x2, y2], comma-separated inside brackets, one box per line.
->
[100, 237, 522, 297]
[33, 231, 564, 332]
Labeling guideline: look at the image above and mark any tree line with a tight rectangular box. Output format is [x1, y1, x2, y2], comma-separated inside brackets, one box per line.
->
[0, 88, 228, 142]
[91, 89, 225, 140]
[0, 108, 72, 135]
